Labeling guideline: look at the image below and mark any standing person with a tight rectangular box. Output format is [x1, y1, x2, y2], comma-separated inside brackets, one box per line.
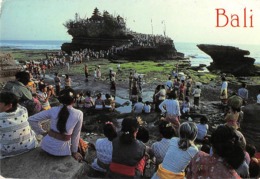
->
[84, 64, 89, 82]
[152, 122, 198, 179]
[108, 117, 146, 178]
[186, 125, 245, 179]
[64, 74, 71, 89]
[0, 92, 38, 159]
[165, 76, 173, 96]
[117, 63, 121, 72]
[97, 66, 101, 80]
[156, 85, 166, 109]
[137, 75, 143, 93]
[110, 73, 116, 92]
[29, 88, 84, 161]
[186, 76, 192, 96]
[179, 80, 185, 101]
[54, 72, 61, 96]
[159, 91, 181, 130]
[93, 68, 97, 81]
[129, 72, 134, 94]
[220, 76, 228, 106]
[91, 122, 117, 173]
[238, 83, 248, 105]
[192, 85, 201, 109]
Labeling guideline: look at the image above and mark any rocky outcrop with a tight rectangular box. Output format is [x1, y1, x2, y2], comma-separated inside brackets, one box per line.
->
[62, 8, 183, 60]
[0, 53, 21, 78]
[240, 104, 260, 151]
[197, 44, 255, 76]
[1, 147, 86, 179]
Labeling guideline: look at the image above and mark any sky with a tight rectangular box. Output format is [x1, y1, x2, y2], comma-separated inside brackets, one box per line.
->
[0, 0, 260, 45]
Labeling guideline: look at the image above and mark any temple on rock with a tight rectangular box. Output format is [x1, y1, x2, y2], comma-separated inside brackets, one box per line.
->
[62, 8, 184, 60]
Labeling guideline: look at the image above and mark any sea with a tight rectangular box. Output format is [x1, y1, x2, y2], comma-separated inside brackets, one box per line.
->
[0, 40, 259, 66]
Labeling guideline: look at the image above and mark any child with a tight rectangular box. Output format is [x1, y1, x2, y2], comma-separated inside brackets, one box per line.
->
[181, 97, 190, 114]
[143, 101, 151, 113]
[196, 116, 209, 142]
[91, 122, 117, 173]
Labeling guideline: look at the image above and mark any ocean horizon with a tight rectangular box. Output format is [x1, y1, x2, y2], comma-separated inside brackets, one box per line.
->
[0, 40, 259, 66]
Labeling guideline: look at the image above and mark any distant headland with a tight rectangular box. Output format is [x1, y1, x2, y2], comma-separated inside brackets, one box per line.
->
[61, 8, 184, 60]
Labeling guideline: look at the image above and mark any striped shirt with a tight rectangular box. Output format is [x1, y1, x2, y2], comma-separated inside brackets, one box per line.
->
[91, 138, 113, 172]
[29, 105, 83, 156]
[151, 138, 171, 164]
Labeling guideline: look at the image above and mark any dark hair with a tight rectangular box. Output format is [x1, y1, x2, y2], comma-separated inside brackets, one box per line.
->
[0, 92, 18, 112]
[178, 122, 198, 150]
[120, 117, 139, 144]
[136, 126, 149, 143]
[158, 120, 176, 139]
[249, 158, 260, 178]
[222, 77, 226, 81]
[246, 144, 256, 158]
[55, 72, 58, 76]
[242, 83, 246, 88]
[15, 71, 30, 86]
[103, 122, 117, 141]
[168, 91, 177, 99]
[86, 91, 91, 97]
[65, 74, 69, 79]
[39, 84, 47, 91]
[138, 97, 143, 102]
[105, 94, 111, 99]
[211, 125, 245, 169]
[200, 116, 208, 124]
[185, 96, 189, 102]
[57, 88, 75, 134]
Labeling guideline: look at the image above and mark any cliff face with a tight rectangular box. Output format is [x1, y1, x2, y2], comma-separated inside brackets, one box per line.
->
[197, 44, 255, 76]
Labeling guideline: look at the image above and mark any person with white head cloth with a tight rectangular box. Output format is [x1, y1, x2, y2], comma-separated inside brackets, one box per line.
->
[152, 122, 198, 179]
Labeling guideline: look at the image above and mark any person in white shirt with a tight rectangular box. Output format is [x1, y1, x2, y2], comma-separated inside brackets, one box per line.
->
[220, 76, 228, 105]
[192, 85, 202, 109]
[133, 97, 144, 114]
[196, 116, 209, 141]
[29, 88, 83, 162]
[159, 91, 181, 130]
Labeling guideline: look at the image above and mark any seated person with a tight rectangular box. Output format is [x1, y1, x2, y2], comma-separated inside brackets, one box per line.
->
[91, 122, 117, 173]
[84, 91, 94, 109]
[0, 92, 38, 159]
[143, 101, 151, 114]
[37, 84, 51, 110]
[132, 97, 144, 114]
[151, 120, 176, 165]
[104, 94, 115, 111]
[94, 93, 104, 110]
[108, 117, 146, 178]
[181, 97, 190, 115]
[196, 116, 209, 142]
[152, 122, 198, 179]
[187, 125, 246, 178]
[29, 88, 83, 161]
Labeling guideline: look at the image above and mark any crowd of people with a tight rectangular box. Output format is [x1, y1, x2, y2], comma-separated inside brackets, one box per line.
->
[1, 66, 260, 178]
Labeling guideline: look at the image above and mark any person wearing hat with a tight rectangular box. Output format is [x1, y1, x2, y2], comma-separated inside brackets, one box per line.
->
[29, 88, 84, 161]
